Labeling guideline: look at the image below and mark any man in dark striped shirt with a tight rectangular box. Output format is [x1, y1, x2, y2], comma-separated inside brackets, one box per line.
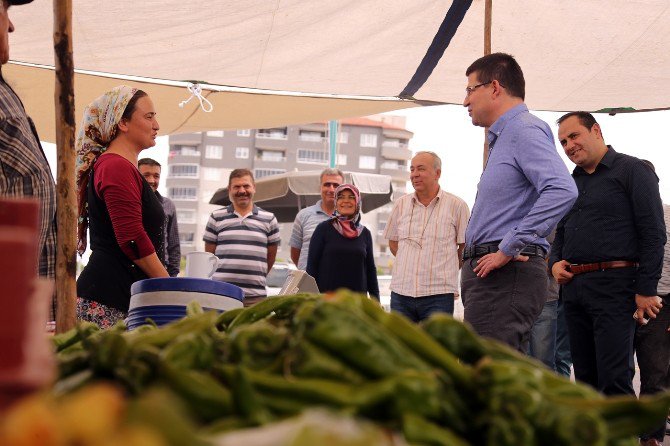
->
[204, 169, 280, 306]
[0, 0, 56, 319]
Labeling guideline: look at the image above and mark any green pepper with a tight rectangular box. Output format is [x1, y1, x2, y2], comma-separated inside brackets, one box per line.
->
[375, 311, 474, 389]
[215, 307, 244, 330]
[230, 367, 274, 425]
[90, 330, 129, 374]
[51, 369, 94, 395]
[553, 391, 670, 440]
[227, 294, 319, 330]
[125, 311, 218, 349]
[160, 366, 234, 422]
[52, 321, 99, 353]
[57, 349, 90, 378]
[161, 332, 216, 371]
[243, 368, 360, 407]
[298, 300, 430, 378]
[228, 319, 289, 371]
[402, 413, 471, 446]
[422, 313, 488, 365]
[287, 339, 366, 384]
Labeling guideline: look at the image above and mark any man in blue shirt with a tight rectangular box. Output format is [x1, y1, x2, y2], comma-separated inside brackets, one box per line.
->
[460, 53, 578, 352]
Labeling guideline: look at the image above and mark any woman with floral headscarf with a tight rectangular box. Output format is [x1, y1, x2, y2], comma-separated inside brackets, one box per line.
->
[306, 184, 379, 300]
[76, 86, 169, 328]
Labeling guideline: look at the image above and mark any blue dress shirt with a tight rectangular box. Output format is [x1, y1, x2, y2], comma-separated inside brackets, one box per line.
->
[465, 104, 578, 256]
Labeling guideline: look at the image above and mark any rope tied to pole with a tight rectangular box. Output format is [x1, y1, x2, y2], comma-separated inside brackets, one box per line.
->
[178, 83, 213, 112]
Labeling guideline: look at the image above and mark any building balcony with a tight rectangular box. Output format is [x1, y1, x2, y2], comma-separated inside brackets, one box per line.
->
[298, 134, 327, 143]
[255, 155, 287, 163]
[255, 138, 289, 150]
[169, 133, 203, 145]
[256, 131, 288, 140]
[382, 128, 413, 140]
[381, 145, 412, 161]
[382, 140, 409, 150]
[253, 158, 290, 169]
[380, 167, 408, 182]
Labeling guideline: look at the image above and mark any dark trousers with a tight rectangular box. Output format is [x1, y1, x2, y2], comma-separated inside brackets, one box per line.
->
[462, 256, 547, 353]
[554, 297, 573, 378]
[528, 299, 558, 370]
[635, 295, 670, 442]
[562, 268, 637, 396]
[390, 292, 454, 323]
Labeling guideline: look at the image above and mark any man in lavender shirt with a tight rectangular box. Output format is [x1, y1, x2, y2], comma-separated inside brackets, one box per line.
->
[460, 53, 578, 352]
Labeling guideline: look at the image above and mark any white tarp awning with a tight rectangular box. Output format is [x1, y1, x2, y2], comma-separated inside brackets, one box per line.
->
[210, 170, 393, 223]
[7, 0, 670, 142]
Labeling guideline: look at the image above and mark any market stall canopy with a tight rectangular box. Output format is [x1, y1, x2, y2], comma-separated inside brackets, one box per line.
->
[210, 171, 393, 223]
[4, 62, 417, 144]
[8, 0, 670, 143]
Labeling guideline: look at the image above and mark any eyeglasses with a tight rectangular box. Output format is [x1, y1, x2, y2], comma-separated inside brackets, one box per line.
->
[465, 81, 492, 97]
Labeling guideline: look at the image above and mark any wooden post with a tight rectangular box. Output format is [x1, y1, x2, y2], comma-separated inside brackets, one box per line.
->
[482, 0, 492, 169]
[53, 0, 77, 333]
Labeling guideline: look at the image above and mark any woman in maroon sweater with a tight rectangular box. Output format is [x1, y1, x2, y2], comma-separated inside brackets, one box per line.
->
[75, 86, 169, 328]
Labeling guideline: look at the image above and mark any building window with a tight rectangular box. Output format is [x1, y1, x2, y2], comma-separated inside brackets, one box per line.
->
[338, 132, 349, 144]
[359, 155, 376, 170]
[207, 130, 224, 137]
[360, 133, 378, 148]
[235, 147, 249, 159]
[237, 129, 251, 137]
[169, 145, 200, 157]
[381, 160, 405, 170]
[203, 167, 223, 181]
[205, 144, 223, 159]
[299, 131, 325, 142]
[297, 148, 328, 165]
[257, 150, 285, 162]
[169, 187, 197, 201]
[169, 164, 199, 178]
[177, 209, 196, 224]
[254, 168, 286, 179]
[337, 154, 348, 166]
[179, 232, 195, 245]
[257, 128, 288, 140]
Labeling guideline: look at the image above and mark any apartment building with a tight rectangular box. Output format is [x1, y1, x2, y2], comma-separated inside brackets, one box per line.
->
[166, 115, 413, 272]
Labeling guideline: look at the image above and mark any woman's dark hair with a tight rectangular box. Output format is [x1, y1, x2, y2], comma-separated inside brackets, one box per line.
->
[121, 89, 148, 121]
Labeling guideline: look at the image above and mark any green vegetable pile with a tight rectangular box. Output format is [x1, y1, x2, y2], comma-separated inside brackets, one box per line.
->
[53, 291, 670, 446]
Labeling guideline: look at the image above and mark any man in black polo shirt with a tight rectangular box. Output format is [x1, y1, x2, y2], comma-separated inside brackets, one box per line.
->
[550, 111, 666, 396]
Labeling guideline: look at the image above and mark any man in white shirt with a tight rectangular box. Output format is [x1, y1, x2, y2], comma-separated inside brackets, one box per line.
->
[384, 151, 469, 322]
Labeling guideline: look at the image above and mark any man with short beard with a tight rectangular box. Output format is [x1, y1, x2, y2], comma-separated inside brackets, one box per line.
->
[550, 112, 665, 402]
[204, 169, 280, 306]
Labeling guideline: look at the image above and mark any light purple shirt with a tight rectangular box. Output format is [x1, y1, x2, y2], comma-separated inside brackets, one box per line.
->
[465, 104, 578, 256]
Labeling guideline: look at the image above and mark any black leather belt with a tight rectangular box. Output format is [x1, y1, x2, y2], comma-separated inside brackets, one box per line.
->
[462, 241, 547, 260]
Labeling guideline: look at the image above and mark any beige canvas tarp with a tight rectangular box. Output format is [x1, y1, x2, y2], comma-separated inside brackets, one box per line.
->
[8, 1, 670, 142]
